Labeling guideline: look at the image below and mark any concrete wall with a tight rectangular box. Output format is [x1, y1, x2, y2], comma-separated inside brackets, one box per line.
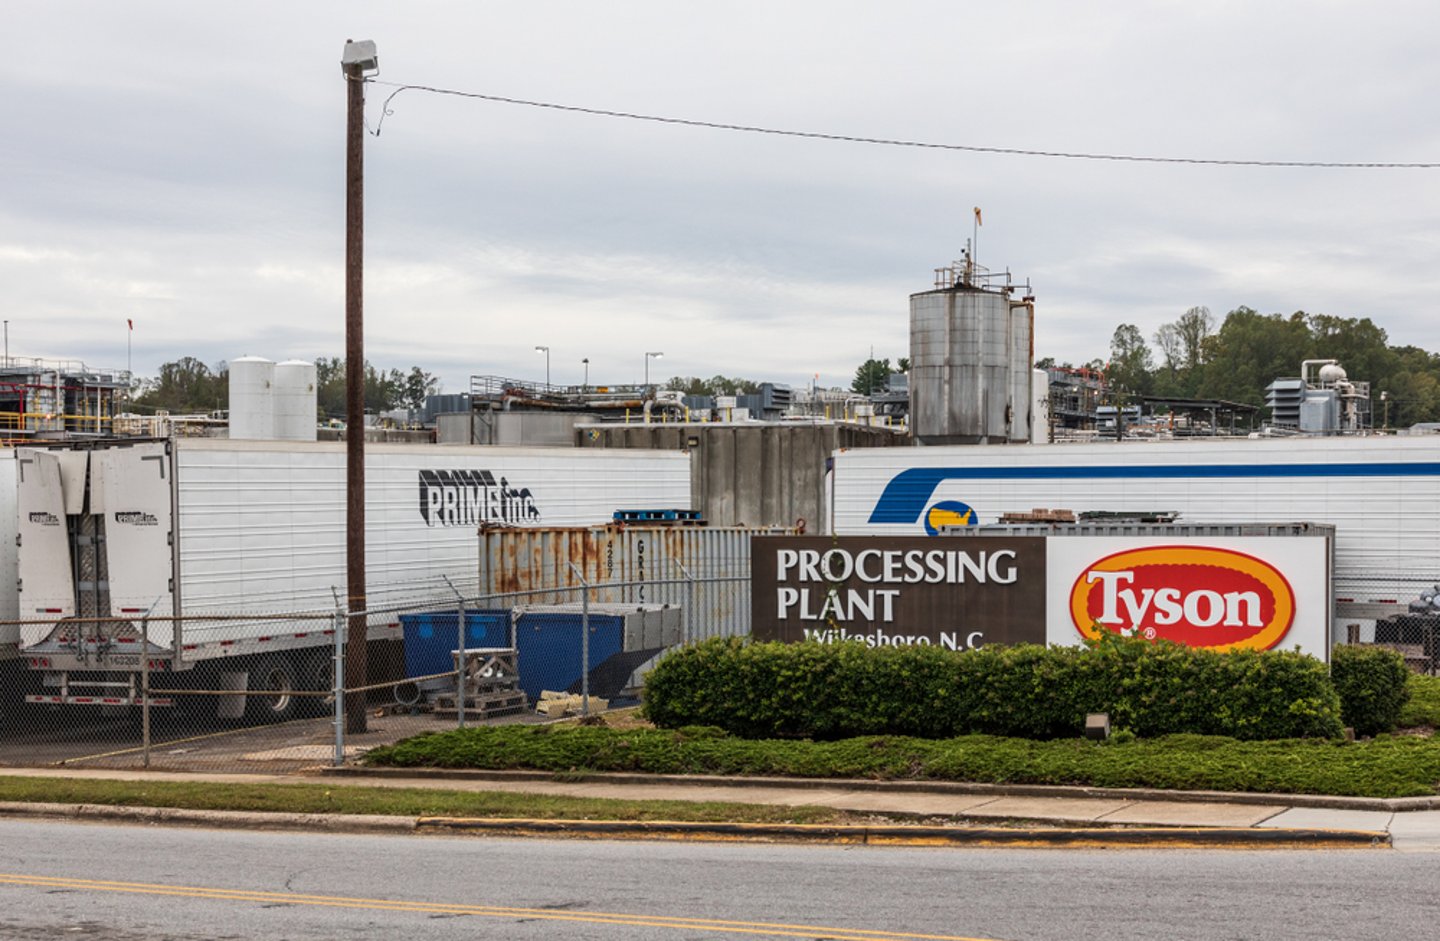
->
[575, 422, 905, 531]
[435, 411, 584, 446]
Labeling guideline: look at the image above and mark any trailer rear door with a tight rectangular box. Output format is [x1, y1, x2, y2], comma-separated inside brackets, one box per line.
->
[16, 449, 77, 644]
[92, 442, 176, 644]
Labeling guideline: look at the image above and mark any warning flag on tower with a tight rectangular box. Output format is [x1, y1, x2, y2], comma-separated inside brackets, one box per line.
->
[973, 207, 983, 226]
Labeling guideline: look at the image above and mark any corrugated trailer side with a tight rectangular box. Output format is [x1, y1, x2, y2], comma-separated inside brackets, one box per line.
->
[833, 436, 1440, 639]
[16, 438, 692, 716]
[479, 525, 789, 643]
[834, 436, 1440, 574]
[171, 440, 692, 618]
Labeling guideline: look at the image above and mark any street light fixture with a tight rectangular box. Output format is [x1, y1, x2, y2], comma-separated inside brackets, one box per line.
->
[535, 345, 550, 389]
[341, 39, 379, 74]
[645, 351, 664, 389]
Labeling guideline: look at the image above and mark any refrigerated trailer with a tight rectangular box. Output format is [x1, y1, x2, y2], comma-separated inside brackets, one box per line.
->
[0, 450, 16, 662]
[14, 438, 691, 717]
[830, 435, 1440, 641]
[0, 450, 21, 723]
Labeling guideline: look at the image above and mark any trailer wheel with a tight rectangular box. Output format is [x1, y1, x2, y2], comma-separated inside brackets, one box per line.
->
[246, 656, 299, 723]
[298, 649, 336, 718]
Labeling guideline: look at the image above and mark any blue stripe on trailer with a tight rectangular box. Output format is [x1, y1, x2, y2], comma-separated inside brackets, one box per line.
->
[867, 462, 1440, 524]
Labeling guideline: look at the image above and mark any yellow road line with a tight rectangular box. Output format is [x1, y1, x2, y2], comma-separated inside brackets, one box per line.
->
[0, 872, 1002, 941]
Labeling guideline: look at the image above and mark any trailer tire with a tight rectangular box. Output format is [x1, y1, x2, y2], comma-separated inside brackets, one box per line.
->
[245, 655, 299, 723]
[298, 649, 335, 718]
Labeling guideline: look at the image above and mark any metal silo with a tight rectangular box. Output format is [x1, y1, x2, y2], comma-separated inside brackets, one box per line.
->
[909, 255, 1034, 445]
[273, 359, 318, 441]
[227, 355, 275, 440]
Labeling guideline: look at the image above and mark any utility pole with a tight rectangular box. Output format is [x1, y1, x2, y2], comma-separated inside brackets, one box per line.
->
[341, 39, 378, 734]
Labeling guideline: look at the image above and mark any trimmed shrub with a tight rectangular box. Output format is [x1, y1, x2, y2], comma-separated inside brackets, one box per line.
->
[643, 634, 1344, 741]
[1331, 644, 1411, 736]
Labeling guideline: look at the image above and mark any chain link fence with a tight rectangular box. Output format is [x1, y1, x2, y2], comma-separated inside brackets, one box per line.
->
[4, 560, 1435, 774]
[1334, 568, 1440, 674]
[0, 567, 751, 774]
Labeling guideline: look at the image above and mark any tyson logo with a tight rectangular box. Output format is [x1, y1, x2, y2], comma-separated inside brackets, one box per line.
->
[1069, 546, 1295, 651]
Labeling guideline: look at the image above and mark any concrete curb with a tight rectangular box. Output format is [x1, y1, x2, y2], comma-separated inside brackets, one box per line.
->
[0, 801, 416, 835]
[323, 766, 1440, 813]
[0, 800, 1391, 848]
[415, 816, 1392, 848]
[0, 795, 1388, 847]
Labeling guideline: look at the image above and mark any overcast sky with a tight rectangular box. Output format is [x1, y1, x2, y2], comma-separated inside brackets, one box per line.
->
[7, 2, 1439, 394]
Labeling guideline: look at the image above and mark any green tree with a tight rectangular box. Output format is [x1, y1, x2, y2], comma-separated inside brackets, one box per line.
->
[1196, 308, 1312, 406]
[364, 365, 403, 412]
[315, 357, 345, 418]
[1378, 346, 1440, 427]
[1176, 305, 1214, 371]
[1108, 324, 1154, 396]
[313, 358, 432, 417]
[663, 376, 761, 396]
[1304, 313, 1395, 386]
[852, 358, 892, 395]
[133, 357, 228, 413]
[401, 367, 440, 412]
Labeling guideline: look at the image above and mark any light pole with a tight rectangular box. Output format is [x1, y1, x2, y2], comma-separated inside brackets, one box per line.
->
[645, 351, 664, 389]
[582, 357, 589, 391]
[535, 345, 550, 389]
[1381, 391, 1390, 430]
[341, 37, 378, 735]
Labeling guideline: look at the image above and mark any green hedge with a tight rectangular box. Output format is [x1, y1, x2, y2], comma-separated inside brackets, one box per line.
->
[1331, 644, 1411, 736]
[361, 725, 1440, 798]
[643, 635, 1345, 741]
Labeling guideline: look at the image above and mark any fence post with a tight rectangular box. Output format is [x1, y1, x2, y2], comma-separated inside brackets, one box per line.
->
[567, 562, 590, 717]
[443, 575, 466, 730]
[141, 615, 150, 769]
[332, 593, 346, 767]
[675, 560, 696, 645]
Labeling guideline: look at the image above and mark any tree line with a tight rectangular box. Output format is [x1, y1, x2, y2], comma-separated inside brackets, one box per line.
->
[131, 357, 439, 418]
[1039, 306, 1440, 427]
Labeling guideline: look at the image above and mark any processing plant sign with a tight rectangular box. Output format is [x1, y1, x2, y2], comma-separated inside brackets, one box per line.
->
[1046, 538, 1328, 655]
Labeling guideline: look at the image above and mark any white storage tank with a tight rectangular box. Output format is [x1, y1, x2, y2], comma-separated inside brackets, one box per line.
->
[228, 356, 275, 440]
[273, 359, 318, 441]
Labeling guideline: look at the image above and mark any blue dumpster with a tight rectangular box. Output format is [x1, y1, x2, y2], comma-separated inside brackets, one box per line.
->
[399, 610, 510, 688]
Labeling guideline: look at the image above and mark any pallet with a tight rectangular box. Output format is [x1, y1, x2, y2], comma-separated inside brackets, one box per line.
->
[534, 690, 609, 718]
[432, 690, 529, 720]
[613, 508, 704, 523]
[999, 507, 1077, 523]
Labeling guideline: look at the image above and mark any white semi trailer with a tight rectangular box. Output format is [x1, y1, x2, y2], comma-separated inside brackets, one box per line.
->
[14, 438, 691, 718]
[830, 435, 1440, 640]
[0, 451, 16, 662]
[0, 451, 21, 722]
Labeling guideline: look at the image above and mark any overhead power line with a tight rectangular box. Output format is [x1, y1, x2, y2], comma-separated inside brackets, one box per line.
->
[370, 81, 1438, 169]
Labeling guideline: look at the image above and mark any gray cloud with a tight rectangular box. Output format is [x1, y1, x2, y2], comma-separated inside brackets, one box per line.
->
[5, 1, 1438, 394]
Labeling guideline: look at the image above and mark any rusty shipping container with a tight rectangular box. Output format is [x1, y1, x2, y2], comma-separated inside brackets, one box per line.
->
[478, 526, 795, 643]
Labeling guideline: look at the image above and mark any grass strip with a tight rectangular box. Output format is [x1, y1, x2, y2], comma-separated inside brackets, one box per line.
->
[362, 725, 1440, 799]
[0, 776, 845, 825]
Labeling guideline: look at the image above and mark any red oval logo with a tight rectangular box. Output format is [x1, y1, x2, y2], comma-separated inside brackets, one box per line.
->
[1069, 546, 1295, 651]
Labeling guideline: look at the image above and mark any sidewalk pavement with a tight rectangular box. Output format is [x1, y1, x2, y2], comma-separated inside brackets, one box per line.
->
[4, 764, 1440, 850]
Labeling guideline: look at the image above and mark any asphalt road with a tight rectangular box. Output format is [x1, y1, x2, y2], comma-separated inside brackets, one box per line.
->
[0, 818, 1434, 941]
